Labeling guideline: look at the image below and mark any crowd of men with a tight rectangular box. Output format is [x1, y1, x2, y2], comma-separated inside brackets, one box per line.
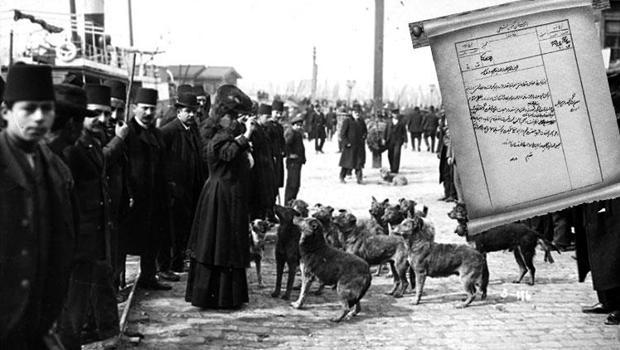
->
[0, 63, 306, 349]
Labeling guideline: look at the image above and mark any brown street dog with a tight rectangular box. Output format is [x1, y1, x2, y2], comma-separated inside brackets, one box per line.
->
[249, 219, 271, 288]
[311, 203, 344, 249]
[288, 198, 309, 217]
[398, 198, 429, 218]
[448, 203, 559, 285]
[369, 196, 390, 232]
[380, 167, 408, 186]
[382, 203, 432, 233]
[333, 209, 411, 297]
[272, 205, 301, 300]
[393, 216, 489, 308]
[291, 217, 372, 323]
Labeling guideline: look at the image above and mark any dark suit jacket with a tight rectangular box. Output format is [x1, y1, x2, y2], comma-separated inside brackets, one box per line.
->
[160, 118, 205, 205]
[384, 117, 407, 147]
[0, 131, 76, 340]
[284, 127, 306, 164]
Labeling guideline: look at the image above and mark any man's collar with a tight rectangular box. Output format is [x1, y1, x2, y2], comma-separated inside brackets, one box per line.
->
[135, 117, 149, 129]
[177, 117, 191, 130]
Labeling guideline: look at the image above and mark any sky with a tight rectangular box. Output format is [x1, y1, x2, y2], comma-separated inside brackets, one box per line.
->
[1, 0, 518, 100]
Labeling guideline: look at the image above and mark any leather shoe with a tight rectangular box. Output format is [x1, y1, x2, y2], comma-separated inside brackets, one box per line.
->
[582, 302, 610, 314]
[137, 278, 172, 291]
[158, 271, 181, 282]
[605, 310, 620, 325]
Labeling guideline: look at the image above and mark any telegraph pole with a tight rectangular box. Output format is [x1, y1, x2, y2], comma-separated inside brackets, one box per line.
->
[311, 46, 318, 100]
[374, 0, 384, 112]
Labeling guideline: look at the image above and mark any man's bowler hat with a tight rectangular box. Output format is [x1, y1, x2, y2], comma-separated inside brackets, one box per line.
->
[175, 93, 198, 109]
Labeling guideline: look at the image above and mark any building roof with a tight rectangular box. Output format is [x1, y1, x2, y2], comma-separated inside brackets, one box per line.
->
[197, 66, 242, 80]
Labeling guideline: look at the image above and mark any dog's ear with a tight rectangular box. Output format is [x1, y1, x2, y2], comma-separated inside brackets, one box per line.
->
[326, 206, 334, 214]
[292, 208, 301, 217]
[382, 198, 389, 205]
[372, 196, 377, 203]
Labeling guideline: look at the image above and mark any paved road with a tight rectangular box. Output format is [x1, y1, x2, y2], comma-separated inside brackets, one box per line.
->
[124, 139, 620, 349]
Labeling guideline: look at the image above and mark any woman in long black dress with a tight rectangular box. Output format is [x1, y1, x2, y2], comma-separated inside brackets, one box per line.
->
[185, 85, 256, 309]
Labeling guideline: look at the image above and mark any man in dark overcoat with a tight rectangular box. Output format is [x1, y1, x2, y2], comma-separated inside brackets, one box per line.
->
[0, 64, 76, 349]
[119, 88, 171, 290]
[249, 104, 277, 220]
[338, 105, 367, 184]
[311, 104, 326, 153]
[406, 106, 423, 152]
[575, 200, 620, 325]
[383, 108, 408, 173]
[284, 115, 306, 203]
[421, 106, 439, 152]
[158, 92, 205, 278]
[266, 100, 286, 205]
[59, 84, 125, 349]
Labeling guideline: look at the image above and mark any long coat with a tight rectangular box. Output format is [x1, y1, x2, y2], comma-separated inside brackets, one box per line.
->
[119, 118, 169, 255]
[187, 128, 251, 269]
[339, 116, 367, 169]
[312, 112, 327, 139]
[0, 132, 76, 340]
[249, 125, 276, 218]
[407, 110, 423, 133]
[265, 120, 285, 188]
[64, 132, 117, 264]
[160, 118, 205, 206]
[384, 117, 407, 147]
[574, 200, 620, 291]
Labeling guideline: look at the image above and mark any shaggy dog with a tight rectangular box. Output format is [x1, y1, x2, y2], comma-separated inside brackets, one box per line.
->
[272, 205, 301, 300]
[448, 203, 559, 285]
[291, 218, 372, 322]
[333, 209, 411, 297]
[249, 219, 271, 287]
[288, 199, 309, 218]
[393, 216, 489, 308]
[380, 168, 408, 186]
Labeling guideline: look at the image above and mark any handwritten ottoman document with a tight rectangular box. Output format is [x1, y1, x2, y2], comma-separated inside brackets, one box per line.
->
[414, 0, 620, 233]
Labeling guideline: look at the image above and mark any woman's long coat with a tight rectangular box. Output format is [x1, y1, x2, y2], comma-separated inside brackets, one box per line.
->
[187, 128, 251, 269]
[338, 116, 367, 169]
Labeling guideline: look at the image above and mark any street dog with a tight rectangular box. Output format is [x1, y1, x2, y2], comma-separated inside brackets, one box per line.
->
[249, 219, 270, 287]
[272, 205, 301, 300]
[369, 196, 389, 232]
[382, 203, 431, 231]
[448, 202, 559, 285]
[288, 198, 309, 217]
[398, 198, 429, 218]
[333, 209, 411, 297]
[393, 216, 489, 308]
[291, 217, 372, 323]
[311, 203, 344, 249]
[380, 167, 408, 186]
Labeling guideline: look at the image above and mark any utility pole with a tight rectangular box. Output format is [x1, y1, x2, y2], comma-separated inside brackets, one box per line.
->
[127, 0, 134, 46]
[311, 46, 318, 100]
[374, 0, 384, 113]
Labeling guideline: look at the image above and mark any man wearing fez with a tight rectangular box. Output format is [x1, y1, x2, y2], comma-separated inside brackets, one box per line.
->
[59, 84, 125, 348]
[284, 114, 306, 203]
[159, 92, 205, 280]
[265, 100, 286, 206]
[0, 64, 76, 349]
[120, 88, 172, 290]
[249, 103, 277, 220]
[383, 107, 408, 174]
[102, 79, 131, 293]
[338, 104, 367, 184]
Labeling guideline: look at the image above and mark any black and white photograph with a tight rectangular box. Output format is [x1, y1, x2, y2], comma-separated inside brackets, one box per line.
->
[0, 0, 619, 349]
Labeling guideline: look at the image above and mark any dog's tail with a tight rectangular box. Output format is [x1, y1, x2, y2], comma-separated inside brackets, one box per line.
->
[538, 238, 560, 264]
[349, 272, 373, 308]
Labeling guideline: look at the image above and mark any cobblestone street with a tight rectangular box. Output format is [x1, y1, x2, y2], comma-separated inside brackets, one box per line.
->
[125, 140, 620, 349]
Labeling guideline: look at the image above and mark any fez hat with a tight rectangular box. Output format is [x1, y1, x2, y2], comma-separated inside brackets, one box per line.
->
[290, 114, 304, 125]
[4, 63, 55, 103]
[192, 85, 206, 97]
[257, 103, 272, 116]
[85, 84, 111, 111]
[212, 84, 253, 118]
[272, 100, 284, 112]
[177, 84, 192, 95]
[135, 88, 158, 106]
[175, 92, 198, 109]
[54, 83, 97, 118]
[104, 80, 127, 101]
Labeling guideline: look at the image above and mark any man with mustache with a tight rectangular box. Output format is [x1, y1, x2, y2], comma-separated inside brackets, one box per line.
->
[0, 63, 76, 349]
[59, 84, 124, 349]
[120, 88, 172, 290]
